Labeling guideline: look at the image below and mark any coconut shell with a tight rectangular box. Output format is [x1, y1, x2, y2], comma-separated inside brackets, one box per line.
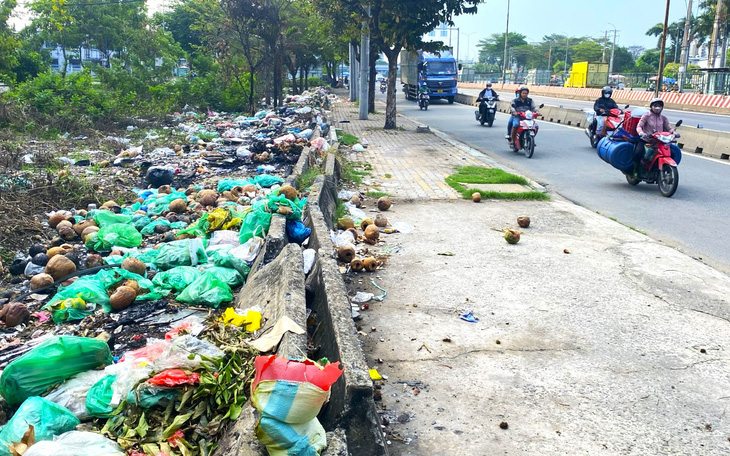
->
[158, 185, 172, 194]
[198, 190, 218, 207]
[377, 197, 392, 211]
[73, 219, 96, 236]
[55, 220, 72, 231]
[121, 257, 146, 276]
[110, 286, 136, 311]
[242, 184, 257, 194]
[350, 258, 364, 272]
[350, 195, 362, 208]
[278, 185, 297, 201]
[472, 192, 482, 203]
[222, 191, 235, 201]
[364, 225, 380, 243]
[45, 255, 76, 280]
[374, 214, 388, 228]
[517, 216, 531, 228]
[504, 229, 521, 244]
[122, 279, 141, 295]
[338, 245, 356, 263]
[46, 247, 66, 259]
[360, 218, 374, 230]
[48, 213, 67, 229]
[82, 225, 100, 241]
[0, 302, 30, 327]
[169, 198, 187, 213]
[85, 253, 104, 268]
[30, 273, 54, 290]
[337, 217, 355, 230]
[57, 225, 76, 241]
[363, 257, 378, 271]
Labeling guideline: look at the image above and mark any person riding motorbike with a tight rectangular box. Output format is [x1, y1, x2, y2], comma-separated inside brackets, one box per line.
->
[477, 83, 499, 119]
[506, 87, 523, 139]
[634, 98, 672, 175]
[593, 86, 620, 137]
[509, 87, 537, 149]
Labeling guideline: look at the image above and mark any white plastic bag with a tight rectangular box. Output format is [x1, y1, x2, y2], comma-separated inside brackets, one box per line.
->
[302, 249, 316, 275]
[230, 237, 264, 264]
[345, 202, 366, 221]
[44, 370, 108, 418]
[23, 431, 124, 456]
[331, 230, 355, 248]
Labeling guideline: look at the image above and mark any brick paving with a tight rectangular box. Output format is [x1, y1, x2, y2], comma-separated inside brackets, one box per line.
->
[330, 100, 485, 200]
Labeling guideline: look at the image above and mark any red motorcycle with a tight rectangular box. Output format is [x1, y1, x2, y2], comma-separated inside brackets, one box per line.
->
[585, 107, 624, 148]
[507, 104, 544, 159]
[626, 120, 683, 197]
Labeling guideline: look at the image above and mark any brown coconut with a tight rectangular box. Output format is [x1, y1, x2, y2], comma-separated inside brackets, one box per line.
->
[169, 198, 188, 214]
[82, 225, 100, 241]
[48, 212, 67, 229]
[121, 257, 146, 276]
[337, 217, 355, 230]
[374, 214, 388, 228]
[360, 218, 374, 230]
[350, 258, 364, 272]
[0, 302, 30, 327]
[45, 255, 76, 280]
[242, 184, 257, 194]
[110, 286, 136, 311]
[73, 219, 96, 236]
[55, 220, 73, 231]
[517, 216, 531, 228]
[377, 197, 392, 211]
[198, 190, 218, 207]
[362, 257, 378, 271]
[350, 195, 362, 208]
[30, 273, 54, 290]
[158, 185, 172, 194]
[364, 225, 380, 243]
[101, 200, 120, 210]
[121, 279, 141, 295]
[57, 225, 76, 241]
[338, 245, 356, 263]
[472, 192, 482, 203]
[85, 254, 104, 269]
[278, 185, 297, 201]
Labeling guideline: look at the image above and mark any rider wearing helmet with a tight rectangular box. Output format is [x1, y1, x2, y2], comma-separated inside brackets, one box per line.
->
[505, 87, 522, 138]
[477, 82, 499, 119]
[593, 86, 620, 137]
[633, 98, 672, 177]
[419, 82, 429, 95]
[509, 87, 537, 148]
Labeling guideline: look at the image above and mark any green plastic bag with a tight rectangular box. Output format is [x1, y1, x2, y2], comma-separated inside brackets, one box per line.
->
[127, 385, 179, 409]
[133, 215, 152, 231]
[177, 271, 233, 308]
[0, 336, 113, 405]
[140, 219, 171, 235]
[94, 211, 132, 228]
[91, 224, 143, 251]
[0, 397, 80, 456]
[152, 266, 201, 292]
[96, 268, 167, 301]
[217, 179, 252, 192]
[104, 249, 159, 266]
[239, 210, 273, 244]
[208, 250, 251, 279]
[45, 275, 110, 321]
[85, 375, 116, 417]
[202, 266, 244, 288]
[153, 239, 208, 270]
[250, 174, 284, 188]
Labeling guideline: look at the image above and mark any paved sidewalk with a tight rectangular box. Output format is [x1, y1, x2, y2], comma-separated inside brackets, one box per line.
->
[331, 101, 485, 200]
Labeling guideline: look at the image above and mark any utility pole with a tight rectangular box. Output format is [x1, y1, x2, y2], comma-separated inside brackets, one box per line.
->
[602, 31, 608, 63]
[547, 44, 552, 72]
[564, 36, 569, 76]
[502, 0, 510, 85]
[359, 15, 369, 120]
[349, 43, 357, 101]
[656, 0, 671, 98]
[708, 0, 726, 68]
[608, 23, 617, 75]
[678, 0, 693, 92]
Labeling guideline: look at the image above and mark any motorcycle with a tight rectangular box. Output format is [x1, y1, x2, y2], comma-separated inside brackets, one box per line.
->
[418, 91, 430, 111]
[475, 96, 498, 127]
[380, 82, 386, 94]
[584, 106, 625, 148]
[506, 104, 543, 158]
[627, 120, 683, 197]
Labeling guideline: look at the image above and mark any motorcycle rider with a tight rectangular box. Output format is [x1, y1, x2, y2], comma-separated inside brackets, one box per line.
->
[506, 87, 523, 139]
[380, 79, 387, 92]
[477, 82, 499, 120]
[634, 98, 671, 175]
[593, 86, 619, 137]
[509, 87, 537, 149]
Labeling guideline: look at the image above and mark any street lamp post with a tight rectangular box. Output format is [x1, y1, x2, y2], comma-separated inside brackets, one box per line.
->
[608, 23, 618, 76]
[564, 36, 570, 77]
[502, 0, 510, 85]
[462, 31, 478, 63]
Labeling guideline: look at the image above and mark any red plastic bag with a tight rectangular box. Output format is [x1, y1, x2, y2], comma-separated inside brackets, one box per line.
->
[165, 322, 192, 339]
[148, 369, 200, 387]
[252, 356, 343, 393]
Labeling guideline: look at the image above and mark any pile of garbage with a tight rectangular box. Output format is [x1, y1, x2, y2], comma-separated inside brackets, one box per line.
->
[0, 89, 346, 455]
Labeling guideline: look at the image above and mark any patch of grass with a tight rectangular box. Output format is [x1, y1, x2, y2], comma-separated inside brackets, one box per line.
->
[383, 173, 392, 178]
[340, 157, 369, 186]
[335, 129, 359, 147]
[296, 165, 322, 192]
[362, 163, 372, 171]
[334, 199, 347, 223]
[608, 216, 646, 235]
[366, 190, 390, 198]
[445, 166, 549, 201]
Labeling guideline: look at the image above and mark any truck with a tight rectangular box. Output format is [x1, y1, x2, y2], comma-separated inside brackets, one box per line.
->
[400, 49, 461, 103]
[564, 62, 609, 88]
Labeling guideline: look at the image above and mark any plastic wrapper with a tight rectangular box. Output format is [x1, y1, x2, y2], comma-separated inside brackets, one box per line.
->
[0, 397, 80, 456]
[302, 249, 316, 275]
[148, 369, 200, 387]
[286, 219, 311, 245]
[94, 211, 132, 228]
[202, 266, 244, 288]
[85, 375, 116, 417]
[44, 369, 108, 418]
[151, 266, 201, 292]
[45, 296, 97, 323]
[45, 275, 110, 319]
[153, 239, 207, 270]
[90, 223, 143, 251]
[230, 238, 264, 264]
[23, 431, 124, 456]
[177, 271, 233, 308]
[252, 356, 343, 456]
[0, 336, 113, 405]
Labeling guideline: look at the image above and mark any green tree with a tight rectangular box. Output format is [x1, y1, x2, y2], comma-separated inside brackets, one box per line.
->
[611, 46, 636, 73]
[0, 0, 21, 84]
[29, 0, 84, 76]
[634, 49, 661, 72]
[477, 32, 527, 67]
[572, 40, 603, 62]
[553, 60, 567, 74]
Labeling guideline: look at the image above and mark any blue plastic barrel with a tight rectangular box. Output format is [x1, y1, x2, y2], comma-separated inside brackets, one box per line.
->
[597, 138, 635, 172]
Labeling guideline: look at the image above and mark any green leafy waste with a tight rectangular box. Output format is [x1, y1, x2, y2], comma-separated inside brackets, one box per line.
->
[445, 166, 550, 201]
[335, 129, 359, 146]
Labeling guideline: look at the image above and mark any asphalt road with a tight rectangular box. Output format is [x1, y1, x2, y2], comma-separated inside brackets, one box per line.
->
[461, 87, 730, 132]
[381, 91, 730, 273]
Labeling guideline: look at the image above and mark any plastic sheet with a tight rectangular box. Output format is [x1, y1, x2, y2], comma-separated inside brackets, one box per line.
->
[148, 369, 200, 387]
[85, 375, 116, 417]
[90, 223, 143, 251]
[44, 370, 108, 418]
[153, 239, 207, 270]
[151, 266, 201, 292]
[202, 266, 244, 288]
[22, 431, 124, 456]
[0, 397, 80, 456]
[177, 271, 233, 308]
[0, 336, 113, 405]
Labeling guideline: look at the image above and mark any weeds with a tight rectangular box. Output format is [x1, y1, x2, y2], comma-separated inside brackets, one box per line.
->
[366, 190, 389, 198]
[296, 165, 322, 192]
[339, 157, 368, 186]
[335, 129, 359, 147]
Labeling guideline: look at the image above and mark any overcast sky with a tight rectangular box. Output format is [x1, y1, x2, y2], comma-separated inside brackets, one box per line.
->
[452, 0, 695, 61]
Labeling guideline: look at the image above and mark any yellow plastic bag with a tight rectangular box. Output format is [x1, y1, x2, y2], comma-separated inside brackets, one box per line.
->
[221, 307, 262, 331]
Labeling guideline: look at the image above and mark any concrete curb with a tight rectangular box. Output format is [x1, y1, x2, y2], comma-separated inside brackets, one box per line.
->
[456, 93, 730, 162]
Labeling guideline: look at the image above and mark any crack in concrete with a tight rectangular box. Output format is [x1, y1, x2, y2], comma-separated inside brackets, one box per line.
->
[665, 358, 723, 371]
[378, 346, 581, 363]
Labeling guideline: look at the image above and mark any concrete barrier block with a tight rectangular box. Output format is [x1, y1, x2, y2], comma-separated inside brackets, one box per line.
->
[248, 215, 288, 276]
[676, 126, 719, 157]
[564, 110, 586, 128]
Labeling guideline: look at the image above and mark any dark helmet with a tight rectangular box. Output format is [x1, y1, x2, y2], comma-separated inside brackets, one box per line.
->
[486, 82, 492, 87]
[650, 97, 664, 107]
[519, 86, 529, 95]
[601, 86, 613, 97]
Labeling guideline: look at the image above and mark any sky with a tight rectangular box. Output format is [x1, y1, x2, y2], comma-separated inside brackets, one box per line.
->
[451, 0, 697, 62]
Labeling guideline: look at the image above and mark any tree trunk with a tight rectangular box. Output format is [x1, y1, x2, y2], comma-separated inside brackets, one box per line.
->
[384, 51, 398, 129]
[61, 45, 68, 78]
[369, 41, 377, 113]
[305, 66, 310, 89]
[299, 64, 304, 92]
[249, 71, 256, 115]
[290, 68, 298, 94]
